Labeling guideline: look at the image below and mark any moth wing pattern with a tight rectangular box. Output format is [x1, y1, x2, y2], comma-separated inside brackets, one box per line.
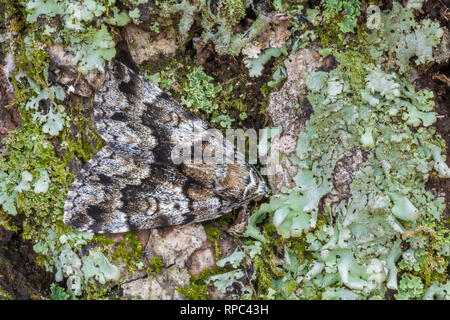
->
[92, 61, 203, 163]
[63, 60, 269, 233]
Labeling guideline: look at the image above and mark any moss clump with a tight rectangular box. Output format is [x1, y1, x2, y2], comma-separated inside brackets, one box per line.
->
[176, 272, 212, 300]
[333, 50, 371, 93]
[110, 232, 145, 274]
[82, 281, 121, 300]
[312, 0, 361, 46]
[206, 0, 246, 26]
[205, 224, 221, 259]
[62, 101, 105, 163]
[176, 266, 227, 300]
[0, 282, 13, 300]
[253, 255, 276, 296]
[251, 235, 290, 297]
[148, 257, 164, 274]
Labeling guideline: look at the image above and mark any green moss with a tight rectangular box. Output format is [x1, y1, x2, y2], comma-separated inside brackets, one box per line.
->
[399, 234, 449, 286]
[0, 283, 13, 300]
[333, 50, 371, 93]
[205, 224, 221, 259]
[250, 236, 292, 297]
[205, 224, 220, 243]
[111, 232, 145, 274]
[62, 101, 105, 163]
[82, 281, 121, 300]
[253, 255, 275, 296]
[262, 215, 277, 236]
[175, 266, 227, 300]
[148, 257, 163, 274]
[316, 0, 361, 43]
[207, 0, 246, 26]
[176, 276, 211, 300]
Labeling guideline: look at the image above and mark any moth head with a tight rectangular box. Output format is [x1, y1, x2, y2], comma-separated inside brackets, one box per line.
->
[216, 163, 270, 201]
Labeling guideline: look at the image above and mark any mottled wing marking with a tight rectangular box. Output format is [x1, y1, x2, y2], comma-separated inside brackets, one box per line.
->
[64, 145, 237, 233]
[64, 60, 269, 233]
[93, 62, 205, 163]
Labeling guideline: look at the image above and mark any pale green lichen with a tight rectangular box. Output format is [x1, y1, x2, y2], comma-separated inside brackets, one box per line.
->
[81, 249, 121, 285]
[32, 228, 121, 296]
[67, 25, 116, 74]
[244, 46, 287, 78]
[367, 1, 444, 74]
[180, 66, 221, 115]
[424, 281, 450, 300]
[322, 0, 361, 35]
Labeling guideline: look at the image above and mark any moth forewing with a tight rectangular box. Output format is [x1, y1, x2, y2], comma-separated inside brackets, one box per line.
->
[63, 60, 269, 234]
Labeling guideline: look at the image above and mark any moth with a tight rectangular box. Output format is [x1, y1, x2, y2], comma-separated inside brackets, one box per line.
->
[63, 61, 269, 233]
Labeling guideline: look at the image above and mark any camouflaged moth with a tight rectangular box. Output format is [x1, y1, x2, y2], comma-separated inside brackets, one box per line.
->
[63, 61, 269, 233]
